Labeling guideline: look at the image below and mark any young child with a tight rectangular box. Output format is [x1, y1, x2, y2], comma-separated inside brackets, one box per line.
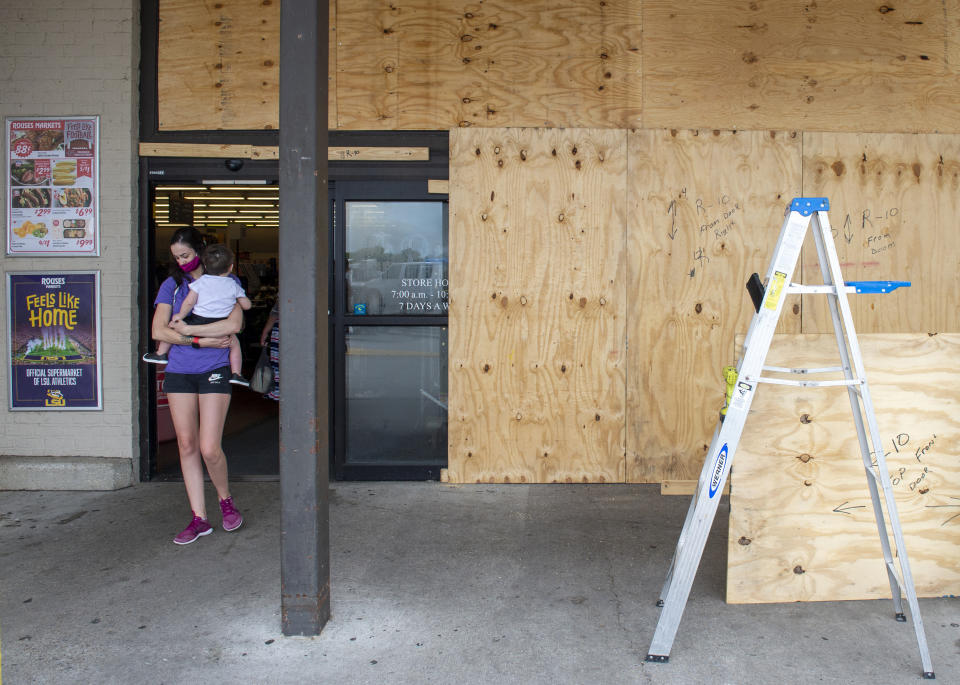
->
[143, 243, 252, 385]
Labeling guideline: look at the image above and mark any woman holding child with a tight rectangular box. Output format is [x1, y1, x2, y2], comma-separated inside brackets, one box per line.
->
[147, 227, 246, 544]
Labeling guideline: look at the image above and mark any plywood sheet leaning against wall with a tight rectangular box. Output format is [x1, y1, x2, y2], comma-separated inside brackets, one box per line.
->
[802, 132, 960, 334]
[626, 130, 802, 483]
[642, 1, 960, 134]
[335, 0, 643, 129]
[447, 129, 627, 483]
[727, 334, 960, 603]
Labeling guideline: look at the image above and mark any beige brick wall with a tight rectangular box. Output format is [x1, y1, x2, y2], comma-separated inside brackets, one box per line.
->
[0, 0, 140, 488]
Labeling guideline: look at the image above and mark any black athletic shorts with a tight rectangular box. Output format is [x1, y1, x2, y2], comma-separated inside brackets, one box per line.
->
[162, 365, 232, 395]
[182, 313, 224, 326]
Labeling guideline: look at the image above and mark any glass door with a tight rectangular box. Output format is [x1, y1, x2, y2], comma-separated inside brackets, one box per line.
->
[332, 181, 448, 479]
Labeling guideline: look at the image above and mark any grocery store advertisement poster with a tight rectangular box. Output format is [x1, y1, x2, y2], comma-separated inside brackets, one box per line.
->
[6, 116, 99, 256]
[7, 272, 102, 410]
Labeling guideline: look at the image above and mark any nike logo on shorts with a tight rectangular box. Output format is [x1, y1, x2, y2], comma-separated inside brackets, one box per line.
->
[208, 373, 225, 383]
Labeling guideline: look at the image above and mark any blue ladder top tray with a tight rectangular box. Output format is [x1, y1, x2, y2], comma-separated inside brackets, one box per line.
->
[845, 281, 911, 294]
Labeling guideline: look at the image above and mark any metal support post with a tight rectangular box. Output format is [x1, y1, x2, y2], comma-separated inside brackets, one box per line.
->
[279, 0, 330, 636]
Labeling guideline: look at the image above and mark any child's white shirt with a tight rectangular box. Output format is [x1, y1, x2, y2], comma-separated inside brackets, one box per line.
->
[188, 274, 247, 318]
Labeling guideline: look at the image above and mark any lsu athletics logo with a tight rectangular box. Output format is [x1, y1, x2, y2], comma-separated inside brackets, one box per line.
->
[45, 389, 66, 407]
[709, 443, 729, 498]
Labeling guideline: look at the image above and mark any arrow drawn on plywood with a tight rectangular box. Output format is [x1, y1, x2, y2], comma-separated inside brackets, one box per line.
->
[833, 501, 867, 516]
[667, 200, 678, 240]
[926, 496, 960, 527]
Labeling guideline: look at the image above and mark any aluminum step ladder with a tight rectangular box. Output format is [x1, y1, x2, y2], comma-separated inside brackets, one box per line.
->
[645, 197, 935, 679]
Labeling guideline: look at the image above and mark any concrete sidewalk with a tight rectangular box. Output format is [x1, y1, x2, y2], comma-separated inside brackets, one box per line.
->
[1, 482, 956, 684]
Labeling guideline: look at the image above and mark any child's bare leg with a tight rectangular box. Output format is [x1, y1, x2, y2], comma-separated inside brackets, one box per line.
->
[229, 334, 243, 375]
[157, 341, 171, 356]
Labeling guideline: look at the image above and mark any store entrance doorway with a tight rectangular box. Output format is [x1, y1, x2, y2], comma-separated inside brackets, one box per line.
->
[143, 168, 282, 479]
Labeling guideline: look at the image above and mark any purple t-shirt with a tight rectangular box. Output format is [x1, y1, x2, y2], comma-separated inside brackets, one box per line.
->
[153, 274, 240, 374]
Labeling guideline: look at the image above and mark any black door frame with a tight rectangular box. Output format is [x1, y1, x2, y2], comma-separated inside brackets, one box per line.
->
[330, 179, 449, 480]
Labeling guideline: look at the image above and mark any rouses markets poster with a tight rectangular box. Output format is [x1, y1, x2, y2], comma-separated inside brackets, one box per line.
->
[6, 116, 99, 256]
[7, 272, 102, 410]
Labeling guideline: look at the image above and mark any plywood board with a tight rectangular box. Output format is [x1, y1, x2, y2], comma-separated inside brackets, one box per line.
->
[334, 0, 399, 129]
[158, 0, 280, 131]
[626, 129, 802, 483]
[447, 128, 627, 483]
[643, 1, 960, 133]
[336, 0, 643, 130]
[801, 132, 960, 334]
[727, 334, 960, 603]
[155, 1, 960, 134]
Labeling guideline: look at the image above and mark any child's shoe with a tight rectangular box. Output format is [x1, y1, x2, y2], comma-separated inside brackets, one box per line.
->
[229, 373, 249, 386]
[143, 352, 168, 364]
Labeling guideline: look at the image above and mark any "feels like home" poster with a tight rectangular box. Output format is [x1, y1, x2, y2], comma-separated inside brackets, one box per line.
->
[7, 271, 101, 410]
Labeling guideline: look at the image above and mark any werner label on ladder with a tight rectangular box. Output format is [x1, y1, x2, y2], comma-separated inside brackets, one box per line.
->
[644, 197, 935, 679]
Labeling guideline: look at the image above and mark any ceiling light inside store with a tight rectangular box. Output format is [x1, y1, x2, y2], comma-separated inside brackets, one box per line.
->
[207, 184, 274, 190]
[209, 203, 276, 208]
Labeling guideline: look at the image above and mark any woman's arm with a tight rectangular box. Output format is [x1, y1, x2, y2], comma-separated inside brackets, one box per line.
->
[153, 302, 233, 348]
[171, 303, 243, 337]
[152, 302, 187, 345]
[259, 311, 279, 346]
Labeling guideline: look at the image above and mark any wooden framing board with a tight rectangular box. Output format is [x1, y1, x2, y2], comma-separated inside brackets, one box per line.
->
[447, 128, 627, 483]
[642, 1, 960, 133]
[138, 142, 428, 161]
[626, 129, 802, 483]
[727, 333, 960, 603]
[660, 479, 728, 496]
[801, 132, 960, 334]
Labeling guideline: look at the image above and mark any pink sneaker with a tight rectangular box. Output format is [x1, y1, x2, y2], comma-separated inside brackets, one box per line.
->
[219, 496, 243, 532]
[173, 515, 213, 545]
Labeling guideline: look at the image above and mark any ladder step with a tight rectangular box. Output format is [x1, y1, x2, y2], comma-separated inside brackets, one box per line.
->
[763, 365, 845, 374]
[787, 283, 856, 295]
[753, 376, 859, 388]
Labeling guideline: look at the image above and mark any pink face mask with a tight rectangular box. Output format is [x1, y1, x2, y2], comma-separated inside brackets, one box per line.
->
[178, 255, 201, 272]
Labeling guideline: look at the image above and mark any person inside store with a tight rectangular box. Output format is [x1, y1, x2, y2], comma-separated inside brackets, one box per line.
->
[259, 294, 280, 401]
[149, 227, 245, 545]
